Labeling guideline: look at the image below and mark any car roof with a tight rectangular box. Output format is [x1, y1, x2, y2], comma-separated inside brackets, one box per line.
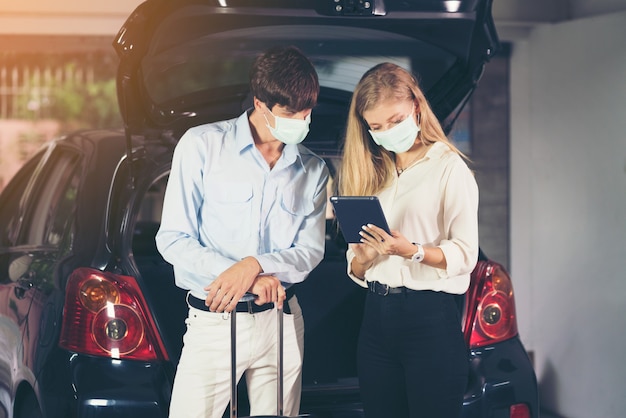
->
[114, 0, 499, 137]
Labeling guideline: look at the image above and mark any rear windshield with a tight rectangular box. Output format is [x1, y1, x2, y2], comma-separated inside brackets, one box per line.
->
[141, 24, 456, 106]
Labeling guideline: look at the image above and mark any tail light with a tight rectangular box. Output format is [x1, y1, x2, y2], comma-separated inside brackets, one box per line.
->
[510, 403, 531, 418]
[59, 267, 168, 361]
[464, 260, 518, 349]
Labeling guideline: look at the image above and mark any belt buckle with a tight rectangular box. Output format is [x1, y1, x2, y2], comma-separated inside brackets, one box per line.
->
[380, 283, 390, 296]
[369, 281, 389, 296]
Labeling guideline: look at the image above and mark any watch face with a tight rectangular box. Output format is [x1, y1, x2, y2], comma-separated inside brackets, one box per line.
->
[412, 244, 424, 262]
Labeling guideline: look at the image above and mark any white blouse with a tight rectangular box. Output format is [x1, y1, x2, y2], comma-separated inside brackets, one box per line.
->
[346, 141, 479, 294]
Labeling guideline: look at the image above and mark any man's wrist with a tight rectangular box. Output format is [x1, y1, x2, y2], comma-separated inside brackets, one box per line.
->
[242, 256, 263, 275]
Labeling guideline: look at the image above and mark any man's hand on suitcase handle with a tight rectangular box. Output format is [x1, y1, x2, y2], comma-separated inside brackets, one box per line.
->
[204, 256, 261, 312]
[204, 256, 285, 312]
[249, 275, 286, 309]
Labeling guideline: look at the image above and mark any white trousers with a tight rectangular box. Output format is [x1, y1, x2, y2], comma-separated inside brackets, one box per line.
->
[168, 295, 304, 418]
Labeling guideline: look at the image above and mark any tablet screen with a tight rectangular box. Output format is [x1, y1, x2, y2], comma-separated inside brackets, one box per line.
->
[330, 196, 390, 243]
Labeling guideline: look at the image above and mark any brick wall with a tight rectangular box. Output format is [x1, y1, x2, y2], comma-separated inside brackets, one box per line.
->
[470, 46, 511, 269]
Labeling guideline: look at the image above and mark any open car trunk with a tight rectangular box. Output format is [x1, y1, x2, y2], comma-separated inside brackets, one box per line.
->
[115, 0, 499, 139]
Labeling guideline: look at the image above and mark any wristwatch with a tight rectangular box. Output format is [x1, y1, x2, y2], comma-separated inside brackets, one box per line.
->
[410, 243, 425, 263]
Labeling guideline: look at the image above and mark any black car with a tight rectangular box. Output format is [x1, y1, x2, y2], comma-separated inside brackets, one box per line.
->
[0, 0, 538, 417]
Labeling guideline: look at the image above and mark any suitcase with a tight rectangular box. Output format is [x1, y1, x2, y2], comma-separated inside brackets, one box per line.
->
[230, 294, 311, 418]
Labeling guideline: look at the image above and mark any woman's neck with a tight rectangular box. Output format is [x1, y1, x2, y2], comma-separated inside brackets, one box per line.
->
[395, 142, 429, 174]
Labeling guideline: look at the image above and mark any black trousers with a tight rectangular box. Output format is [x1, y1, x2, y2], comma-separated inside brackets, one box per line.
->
[357, 289, 469, 418]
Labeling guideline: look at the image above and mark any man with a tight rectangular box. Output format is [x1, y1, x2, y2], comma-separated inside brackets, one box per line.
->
[156, 46, 329, 417]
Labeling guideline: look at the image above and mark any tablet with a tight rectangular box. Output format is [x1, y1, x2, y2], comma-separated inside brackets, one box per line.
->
[330, 196, 391, 243]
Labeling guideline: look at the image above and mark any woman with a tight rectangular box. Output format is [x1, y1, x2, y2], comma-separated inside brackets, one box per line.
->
[338, 62, 479, 417]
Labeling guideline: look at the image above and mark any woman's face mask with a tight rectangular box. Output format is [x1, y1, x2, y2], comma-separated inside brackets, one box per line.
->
[368, 111, 420, 154]
[263, 107, 311, 145]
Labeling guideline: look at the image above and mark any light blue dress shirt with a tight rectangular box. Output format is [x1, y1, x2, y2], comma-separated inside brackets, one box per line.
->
[156, 111, 329, 300]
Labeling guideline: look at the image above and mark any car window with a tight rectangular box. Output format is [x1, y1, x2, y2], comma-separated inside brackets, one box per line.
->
[44, 162, 80, 249]
[19, 149, 80, 248]
[0, 151, 44, 247]
[132, 174, 168, 257]
[137, 174, 168, 224]
[142, 24, 454, 106]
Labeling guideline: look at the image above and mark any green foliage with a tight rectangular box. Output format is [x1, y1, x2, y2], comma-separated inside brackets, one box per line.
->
[46, 73, 122, 129]
[10, 60, 122, 130]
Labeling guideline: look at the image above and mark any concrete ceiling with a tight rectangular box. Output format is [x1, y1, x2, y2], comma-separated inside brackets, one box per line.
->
[0, 0, 625, 42]
[494, 0, 626, 40]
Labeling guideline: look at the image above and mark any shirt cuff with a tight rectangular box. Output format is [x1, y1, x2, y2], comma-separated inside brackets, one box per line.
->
[439, 241, 477, 277]
[346, 252, 368, 288]
[254, 255, 275, 276]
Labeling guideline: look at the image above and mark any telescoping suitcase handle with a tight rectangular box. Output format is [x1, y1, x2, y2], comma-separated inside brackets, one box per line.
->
[230, 293, 285, 418]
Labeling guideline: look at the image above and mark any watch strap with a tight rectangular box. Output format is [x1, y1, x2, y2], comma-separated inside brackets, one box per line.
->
[410, 242, 425, 263]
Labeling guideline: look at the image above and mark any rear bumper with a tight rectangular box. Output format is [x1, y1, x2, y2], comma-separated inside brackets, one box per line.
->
[299, 337, 539, 418]
[38, 351, 172, 418]
[38, 337, 537, 418]
[300, 381, 364, 418]
[71, 355, 172, 418]
[462, 337, 539, 418]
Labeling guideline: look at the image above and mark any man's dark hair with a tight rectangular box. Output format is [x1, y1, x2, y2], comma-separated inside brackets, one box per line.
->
[249, 45, 319, 112]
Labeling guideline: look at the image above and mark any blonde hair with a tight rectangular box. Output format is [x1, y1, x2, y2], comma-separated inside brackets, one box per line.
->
[338, 62, 464, 196]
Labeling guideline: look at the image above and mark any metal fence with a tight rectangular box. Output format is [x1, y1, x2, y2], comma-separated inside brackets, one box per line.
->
[0, 52, 119, 124]
[0, 64, 95, 120]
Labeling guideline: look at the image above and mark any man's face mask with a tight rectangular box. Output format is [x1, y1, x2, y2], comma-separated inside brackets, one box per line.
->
[368, 111, 420, 154]
[264, 107, 311, 145]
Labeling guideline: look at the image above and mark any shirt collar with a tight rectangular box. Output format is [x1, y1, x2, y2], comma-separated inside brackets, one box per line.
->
[425, 141, 450, 159]
[235, 110, 255, 153]
[282, 143, 305, 171]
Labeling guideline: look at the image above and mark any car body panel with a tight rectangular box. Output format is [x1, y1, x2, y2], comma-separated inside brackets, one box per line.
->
[0, 129, 538, 418]
[464, 338, 538, 418]
[58, 134, 542, 418]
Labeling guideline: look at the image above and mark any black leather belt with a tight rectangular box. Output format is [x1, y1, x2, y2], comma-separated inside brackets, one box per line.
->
[367, 281, 417, 296]
[187, 290, 293, 314]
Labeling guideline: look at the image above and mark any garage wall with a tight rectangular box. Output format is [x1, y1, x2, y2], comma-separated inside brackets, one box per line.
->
[472, 51, 511, 271]
[510, 11, 626, 418]
[0, 0, 143, 35]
